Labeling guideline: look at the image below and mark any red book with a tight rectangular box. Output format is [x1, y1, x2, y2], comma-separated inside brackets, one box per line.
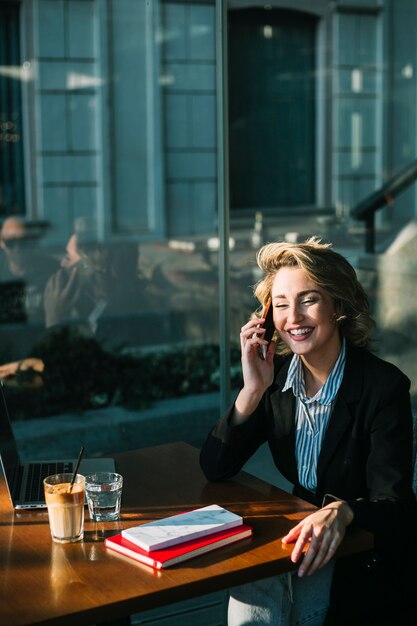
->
[105, 523, 253, 569]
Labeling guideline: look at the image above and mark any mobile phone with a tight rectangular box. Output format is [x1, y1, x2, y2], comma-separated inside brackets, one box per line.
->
[261, 300, 275, 344]
[259, 299, 275, 358]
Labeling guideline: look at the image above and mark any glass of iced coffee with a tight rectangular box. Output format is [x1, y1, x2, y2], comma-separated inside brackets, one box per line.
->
[44, 473, 85, 543]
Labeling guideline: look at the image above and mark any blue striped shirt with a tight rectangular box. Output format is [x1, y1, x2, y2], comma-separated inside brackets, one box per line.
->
[282, 339, 346, 492]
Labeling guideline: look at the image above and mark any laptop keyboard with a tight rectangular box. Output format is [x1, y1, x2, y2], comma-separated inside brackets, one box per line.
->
[24, 462, 73, 502]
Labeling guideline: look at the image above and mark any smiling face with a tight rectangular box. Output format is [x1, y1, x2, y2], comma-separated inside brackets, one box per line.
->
[271, 265, 341, 365]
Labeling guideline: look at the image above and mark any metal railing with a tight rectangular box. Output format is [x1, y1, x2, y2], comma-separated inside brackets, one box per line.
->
[351, 158, 417, 253]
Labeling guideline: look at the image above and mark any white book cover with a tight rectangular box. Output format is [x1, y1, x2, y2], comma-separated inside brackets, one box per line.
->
[121, 505, 243, 552]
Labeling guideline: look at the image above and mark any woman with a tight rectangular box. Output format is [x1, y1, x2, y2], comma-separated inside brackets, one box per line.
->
[200, 237, 417, 626]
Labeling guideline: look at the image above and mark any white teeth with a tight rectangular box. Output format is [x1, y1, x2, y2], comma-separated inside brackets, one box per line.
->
[289, 328, 312, 336]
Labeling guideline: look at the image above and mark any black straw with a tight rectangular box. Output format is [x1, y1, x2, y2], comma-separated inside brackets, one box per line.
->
[68, 446, 85, 493]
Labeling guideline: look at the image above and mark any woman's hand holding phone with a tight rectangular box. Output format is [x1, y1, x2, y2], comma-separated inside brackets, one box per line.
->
[234, 307, 276, 421]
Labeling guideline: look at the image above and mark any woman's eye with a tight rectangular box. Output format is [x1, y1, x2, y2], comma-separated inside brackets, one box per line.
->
[302, 297, 317, 305]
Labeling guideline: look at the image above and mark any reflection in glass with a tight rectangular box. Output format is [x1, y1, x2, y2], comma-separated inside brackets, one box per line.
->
[0, 0, 416, 467]
[0, 0, 223, 461]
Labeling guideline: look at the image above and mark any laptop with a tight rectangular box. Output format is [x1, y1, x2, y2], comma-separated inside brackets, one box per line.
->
[0, 381, 115, 509]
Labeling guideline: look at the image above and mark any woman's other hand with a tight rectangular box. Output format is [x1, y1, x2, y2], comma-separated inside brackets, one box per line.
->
[281, 501, 354, 577]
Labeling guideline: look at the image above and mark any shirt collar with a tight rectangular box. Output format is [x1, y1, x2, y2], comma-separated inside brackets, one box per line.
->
[282, 338, 346, 405]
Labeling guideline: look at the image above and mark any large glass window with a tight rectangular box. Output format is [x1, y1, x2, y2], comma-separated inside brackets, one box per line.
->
[0, 0, 416, 473]
[227, 0, 417, 419]
[0, 0, 222, 461]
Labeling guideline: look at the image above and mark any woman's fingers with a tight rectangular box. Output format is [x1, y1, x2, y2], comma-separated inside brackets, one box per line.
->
[307, 534, 340, 575]
[238, 316, 276, 397]
[265, 339, 277, 362]
[296, 528, 323, 575]
[281, 520, 303, 544]
[281, 503, 351, 578]
[299, 528, 344, 577]
[241, 319, 264, 338]
[240, 319, 269, 352]
[298, 528, 330, 576]
[290, 523, 314, 564]
[241, 317, 270, 334]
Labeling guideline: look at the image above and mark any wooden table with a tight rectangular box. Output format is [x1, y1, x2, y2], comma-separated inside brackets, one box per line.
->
[0, 442, 372, 626]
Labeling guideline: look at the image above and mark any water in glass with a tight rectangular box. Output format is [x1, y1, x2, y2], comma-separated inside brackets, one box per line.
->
[85, 472, 123, 522]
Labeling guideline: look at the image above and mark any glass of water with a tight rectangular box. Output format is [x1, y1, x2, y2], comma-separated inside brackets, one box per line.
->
[85, 472, 123, 522]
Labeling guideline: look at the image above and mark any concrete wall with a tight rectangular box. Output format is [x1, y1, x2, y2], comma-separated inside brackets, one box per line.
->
[356, 221, 417, 403]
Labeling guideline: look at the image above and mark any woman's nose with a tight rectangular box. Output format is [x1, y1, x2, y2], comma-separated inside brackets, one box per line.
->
[287, 303, 303, 324]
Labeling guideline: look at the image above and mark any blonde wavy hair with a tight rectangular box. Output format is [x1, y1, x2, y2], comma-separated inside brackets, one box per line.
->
[254, 237, 374, 355]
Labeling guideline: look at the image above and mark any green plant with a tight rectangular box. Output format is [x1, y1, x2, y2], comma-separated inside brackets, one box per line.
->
[7, 327, 242, 419]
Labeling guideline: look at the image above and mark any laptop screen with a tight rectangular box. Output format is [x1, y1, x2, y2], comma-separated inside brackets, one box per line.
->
[0, 382, 21, 500]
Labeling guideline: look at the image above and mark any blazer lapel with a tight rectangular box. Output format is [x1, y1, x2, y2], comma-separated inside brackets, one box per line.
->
[270, 385, 295, 437]
[316, 347, 364, 485]
[269, 359, 298, 481]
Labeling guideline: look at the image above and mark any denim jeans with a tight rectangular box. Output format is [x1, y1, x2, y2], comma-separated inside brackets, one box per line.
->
[228, 561, 335, 626]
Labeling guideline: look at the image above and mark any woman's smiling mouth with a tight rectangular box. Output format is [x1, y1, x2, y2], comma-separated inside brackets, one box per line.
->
[288, 327, 313, 338]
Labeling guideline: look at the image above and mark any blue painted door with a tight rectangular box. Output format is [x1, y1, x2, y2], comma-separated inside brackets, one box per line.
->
[228, 8, 317, 210]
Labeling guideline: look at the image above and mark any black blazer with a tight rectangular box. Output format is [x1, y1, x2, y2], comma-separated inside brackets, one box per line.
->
[200, 345, 417, 624]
